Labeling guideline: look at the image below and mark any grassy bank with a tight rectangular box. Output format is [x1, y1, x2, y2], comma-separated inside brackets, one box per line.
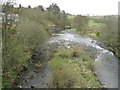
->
[70, 15, 120, 60]
[48, 45, 102, 88]
[88, 16, 119, 60]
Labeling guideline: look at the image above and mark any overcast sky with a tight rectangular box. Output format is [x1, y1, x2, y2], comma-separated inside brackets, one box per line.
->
[16, 0, 119, 15]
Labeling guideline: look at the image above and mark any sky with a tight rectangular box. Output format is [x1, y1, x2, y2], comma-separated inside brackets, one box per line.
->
[16, 0, 119, 15]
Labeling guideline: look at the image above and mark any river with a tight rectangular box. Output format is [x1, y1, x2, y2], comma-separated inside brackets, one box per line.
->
[17, 30, 119, 88]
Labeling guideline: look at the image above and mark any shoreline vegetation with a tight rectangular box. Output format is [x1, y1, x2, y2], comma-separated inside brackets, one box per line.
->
[48, 45, 102, 88]
[69, 15, 119, 60]
[1, 0, 119, 88]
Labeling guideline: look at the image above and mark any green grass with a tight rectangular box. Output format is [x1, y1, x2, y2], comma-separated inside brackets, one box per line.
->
[68, 29, 86, 34]
[49, 46, 102, 88]
[67, 15, 75, 19]
[88, 16, 104, 19]
[89, 21, 105, 27]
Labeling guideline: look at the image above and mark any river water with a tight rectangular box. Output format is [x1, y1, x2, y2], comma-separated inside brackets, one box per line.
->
[18, 30, 119, 88]
[49, 30, 119, 88]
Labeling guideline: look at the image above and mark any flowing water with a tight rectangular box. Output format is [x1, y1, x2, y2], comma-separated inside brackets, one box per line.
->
[18, 30, 119, 88]
[18, 63, 52, 88]
[49, 30, 118, 88]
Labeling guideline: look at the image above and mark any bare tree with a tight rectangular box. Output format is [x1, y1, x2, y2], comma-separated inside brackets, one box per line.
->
[2, 0, 18, 30]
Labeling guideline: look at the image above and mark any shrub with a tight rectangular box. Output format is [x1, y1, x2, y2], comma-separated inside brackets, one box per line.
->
[49, 56, 78, 88]
[101, 16, 118, 46]
[16, 19, 49, 50]
[71, 15, 89, 32]
[2, 7, 50, 88]
[96, 32, 101, 37]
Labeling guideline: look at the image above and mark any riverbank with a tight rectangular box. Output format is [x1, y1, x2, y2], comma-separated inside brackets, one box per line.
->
[69, 28, 120, 61]
[15, 30, 118, 88]
[48, 31, 118, 88]
[48, 45, 102, 88]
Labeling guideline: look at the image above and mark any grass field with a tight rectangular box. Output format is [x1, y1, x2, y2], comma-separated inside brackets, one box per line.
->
[67, 15, 75, 19]
[89, 21, 105, 27]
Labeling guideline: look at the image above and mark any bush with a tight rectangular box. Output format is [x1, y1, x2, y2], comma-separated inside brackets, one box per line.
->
[16, 19, 49, 50]
[101, 16, 118, 46]
[71, 15, 89, 32]
[2, 8, 50, 88]
[96, 32, 101, 37]
[100, 16, 119, 58]
[2, 32, 31, 87]
[49, 56, 78, 88]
